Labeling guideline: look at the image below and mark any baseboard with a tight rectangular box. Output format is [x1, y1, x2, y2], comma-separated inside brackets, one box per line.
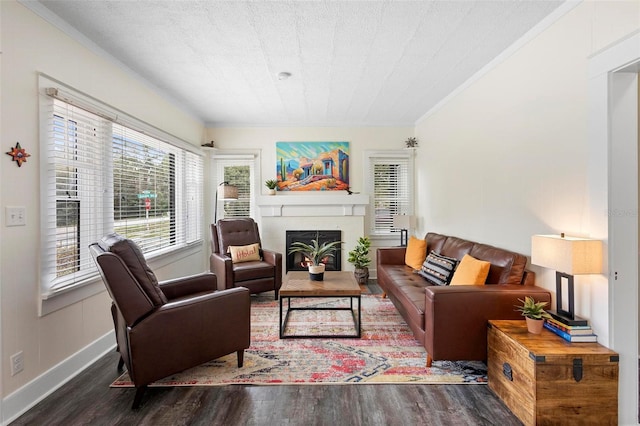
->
[1, 331, 115, 426]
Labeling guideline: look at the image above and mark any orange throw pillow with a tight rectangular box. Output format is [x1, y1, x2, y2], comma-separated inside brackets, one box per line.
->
[450, 254, 490, 285]
[228, 243, 261, 263]
[405, 236, 427, 270]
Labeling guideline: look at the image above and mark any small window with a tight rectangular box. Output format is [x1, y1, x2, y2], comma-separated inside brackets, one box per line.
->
[213, 155, 258, 221]
[365, 151, 414, 236]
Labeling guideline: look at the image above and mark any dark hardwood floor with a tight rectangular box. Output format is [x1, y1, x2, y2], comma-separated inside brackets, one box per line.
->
[12, 284, 522, 426]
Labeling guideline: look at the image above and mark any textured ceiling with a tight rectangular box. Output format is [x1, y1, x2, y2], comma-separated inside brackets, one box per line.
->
[34, 0, 564, 127]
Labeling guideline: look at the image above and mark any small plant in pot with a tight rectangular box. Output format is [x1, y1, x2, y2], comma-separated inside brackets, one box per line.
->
[288, 236, 341, 281]
[348, 236, 371, 284]
[515, 296, 552, 334]
[265, 179, 278, 195]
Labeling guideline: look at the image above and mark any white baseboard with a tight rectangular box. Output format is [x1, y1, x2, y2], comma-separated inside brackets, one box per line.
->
[1, 331, 115, 426]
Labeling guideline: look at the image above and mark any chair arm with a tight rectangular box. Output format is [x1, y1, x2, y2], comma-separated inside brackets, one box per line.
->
[128, 287, 251, 386]
[210, 252, 234, 290]
[423, 285, 551, 361]
[159, 272, 217, 301]
[261, 249, 282, 266]
[376, 247, 406, 266]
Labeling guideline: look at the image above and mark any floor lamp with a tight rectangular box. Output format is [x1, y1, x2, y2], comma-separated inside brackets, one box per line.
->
[531, 233, 602, 326]
[214, 181, 238, 223]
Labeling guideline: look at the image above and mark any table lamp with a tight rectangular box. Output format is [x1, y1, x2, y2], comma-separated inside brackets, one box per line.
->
[531, 233, 602, 326]
[214, 181, 238, 223]
[392, 214, 415, 247]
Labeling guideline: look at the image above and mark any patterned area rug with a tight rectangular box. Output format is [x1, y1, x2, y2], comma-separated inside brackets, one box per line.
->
[111, 293, 487, 387]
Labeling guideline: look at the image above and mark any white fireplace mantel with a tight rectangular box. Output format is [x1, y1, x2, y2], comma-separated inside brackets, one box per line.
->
[257, 193, 369, 217]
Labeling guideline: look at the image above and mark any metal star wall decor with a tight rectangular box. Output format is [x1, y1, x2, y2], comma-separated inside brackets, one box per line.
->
[6, 142, 31, 167]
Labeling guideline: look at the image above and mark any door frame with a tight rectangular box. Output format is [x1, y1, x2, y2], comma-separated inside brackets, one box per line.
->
[589, 31, 640, 424]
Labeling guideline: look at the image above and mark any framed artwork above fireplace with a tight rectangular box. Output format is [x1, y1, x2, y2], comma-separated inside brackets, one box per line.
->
[276, 141, 349, 191]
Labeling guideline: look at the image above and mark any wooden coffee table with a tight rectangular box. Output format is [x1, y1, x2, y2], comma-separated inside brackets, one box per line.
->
[279, 271, 361, 339]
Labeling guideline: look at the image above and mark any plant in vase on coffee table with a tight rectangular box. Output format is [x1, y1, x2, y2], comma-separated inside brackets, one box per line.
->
[288, 235, 342, 281]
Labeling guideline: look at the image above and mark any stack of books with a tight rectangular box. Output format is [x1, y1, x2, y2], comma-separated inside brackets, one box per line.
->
[543, 317, 597, 342]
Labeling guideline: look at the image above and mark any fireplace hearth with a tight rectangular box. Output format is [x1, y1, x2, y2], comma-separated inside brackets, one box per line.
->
[286, 230, 342, 272]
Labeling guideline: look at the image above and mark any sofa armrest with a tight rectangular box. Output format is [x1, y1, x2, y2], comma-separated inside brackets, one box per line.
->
[423, 285, 551, 362]
[210, 252, 234, 291]
[376, 247, 406, 265]
[159, 272, 217, 300]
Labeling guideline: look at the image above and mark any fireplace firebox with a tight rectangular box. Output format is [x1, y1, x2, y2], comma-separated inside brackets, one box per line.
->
[286, 230, 342, 272]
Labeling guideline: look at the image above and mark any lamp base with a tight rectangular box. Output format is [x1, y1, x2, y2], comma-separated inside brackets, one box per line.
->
[547, 310, 588, 327]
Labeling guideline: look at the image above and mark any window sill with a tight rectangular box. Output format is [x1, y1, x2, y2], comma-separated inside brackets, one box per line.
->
[39, 241, 204, 316]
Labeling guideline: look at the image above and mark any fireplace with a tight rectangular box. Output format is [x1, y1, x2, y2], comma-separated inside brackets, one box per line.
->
[286, 230, 342, 272]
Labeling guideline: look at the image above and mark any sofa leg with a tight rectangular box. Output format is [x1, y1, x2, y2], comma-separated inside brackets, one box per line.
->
[237, 349, 244, 368]
[426, 354, 433, 368]
[381, 292, 387, 299]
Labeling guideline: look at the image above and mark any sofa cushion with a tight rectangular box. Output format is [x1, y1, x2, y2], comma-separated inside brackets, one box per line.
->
[418, 251, 458, 286]
[450, 254, 490, 285]
[405, 236, 427, 270]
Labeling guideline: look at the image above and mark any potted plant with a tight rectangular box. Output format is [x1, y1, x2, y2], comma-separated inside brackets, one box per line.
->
[348, 236, 371, 284]
[265, 179, 278, 195]
[288, 236, 341, 281]
[515, 296, 552, 334]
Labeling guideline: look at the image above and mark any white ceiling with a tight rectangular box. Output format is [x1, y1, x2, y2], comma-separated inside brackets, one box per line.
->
[33, 0, 564, 127]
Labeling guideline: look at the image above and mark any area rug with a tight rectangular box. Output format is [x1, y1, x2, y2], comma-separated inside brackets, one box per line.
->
[111, 293, 487, 387]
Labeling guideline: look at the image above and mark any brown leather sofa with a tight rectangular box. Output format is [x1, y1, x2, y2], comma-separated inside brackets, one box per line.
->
[377, 232, 551, 367]
[90, 233, 251, 408]
[210, 218, 282, 299]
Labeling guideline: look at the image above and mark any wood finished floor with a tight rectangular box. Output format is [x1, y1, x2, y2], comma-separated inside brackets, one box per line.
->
[12, 284, 523, 426]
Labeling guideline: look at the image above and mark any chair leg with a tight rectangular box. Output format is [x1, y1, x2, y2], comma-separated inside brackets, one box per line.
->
[426, 354, 433, 368]
[237, 349, 245, 368]
[117, 356, 125, 373]
[132, 385, 147, 409]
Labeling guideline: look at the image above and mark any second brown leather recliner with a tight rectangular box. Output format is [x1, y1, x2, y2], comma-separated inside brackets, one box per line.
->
[210, 218, 282, 299]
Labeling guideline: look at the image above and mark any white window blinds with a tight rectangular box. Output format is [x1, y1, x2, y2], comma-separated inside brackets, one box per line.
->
[41, 100, 110, 291]
[41, 86, 203, 298]
[366, 152, 413, 235]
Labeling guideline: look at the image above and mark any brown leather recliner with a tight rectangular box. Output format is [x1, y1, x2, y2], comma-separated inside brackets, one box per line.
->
[90, 233, 250, 409]
[210, 218, 283, 299]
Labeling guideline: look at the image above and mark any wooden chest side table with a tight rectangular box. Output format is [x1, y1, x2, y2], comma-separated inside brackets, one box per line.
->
[487, 320, 618, 425]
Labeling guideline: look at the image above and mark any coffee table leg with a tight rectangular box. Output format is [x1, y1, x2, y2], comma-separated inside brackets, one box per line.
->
[357, 295, 361, 338]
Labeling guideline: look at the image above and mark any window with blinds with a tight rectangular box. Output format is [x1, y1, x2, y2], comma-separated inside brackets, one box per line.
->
[365, 151, 414, 236]
[41, 92, 203, 297]
[214, 156, 256, 220]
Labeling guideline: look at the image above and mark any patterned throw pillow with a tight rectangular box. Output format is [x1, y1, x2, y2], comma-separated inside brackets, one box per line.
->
[228, 243, 261, 263]
[418, 251, 459, 286]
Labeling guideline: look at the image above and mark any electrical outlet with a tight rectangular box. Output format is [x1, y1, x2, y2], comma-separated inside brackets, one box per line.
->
[10, 351, 24, 376]
[6, 206, 26, 226]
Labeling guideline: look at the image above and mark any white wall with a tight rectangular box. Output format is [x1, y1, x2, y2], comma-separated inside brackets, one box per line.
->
[207, 126, 413, 195]
[415, 2, 640, 421]
[0, 1, 205, 416]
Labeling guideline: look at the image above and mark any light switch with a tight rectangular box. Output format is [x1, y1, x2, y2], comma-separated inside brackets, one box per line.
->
[6, 206, 26, 226]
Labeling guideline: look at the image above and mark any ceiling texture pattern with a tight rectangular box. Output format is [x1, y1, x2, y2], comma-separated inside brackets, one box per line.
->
[34, 0, 564, 127]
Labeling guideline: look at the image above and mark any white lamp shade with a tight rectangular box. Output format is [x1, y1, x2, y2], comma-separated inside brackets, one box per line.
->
[219, 183, 238, 200]
[531, 234, 602, 275]
[392, 214, 415, 229]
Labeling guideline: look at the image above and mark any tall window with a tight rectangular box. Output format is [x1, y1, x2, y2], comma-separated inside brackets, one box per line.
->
[41, 89, 203, 297]
[365, 151, 414, 237]
[213, 155, 257, 220]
